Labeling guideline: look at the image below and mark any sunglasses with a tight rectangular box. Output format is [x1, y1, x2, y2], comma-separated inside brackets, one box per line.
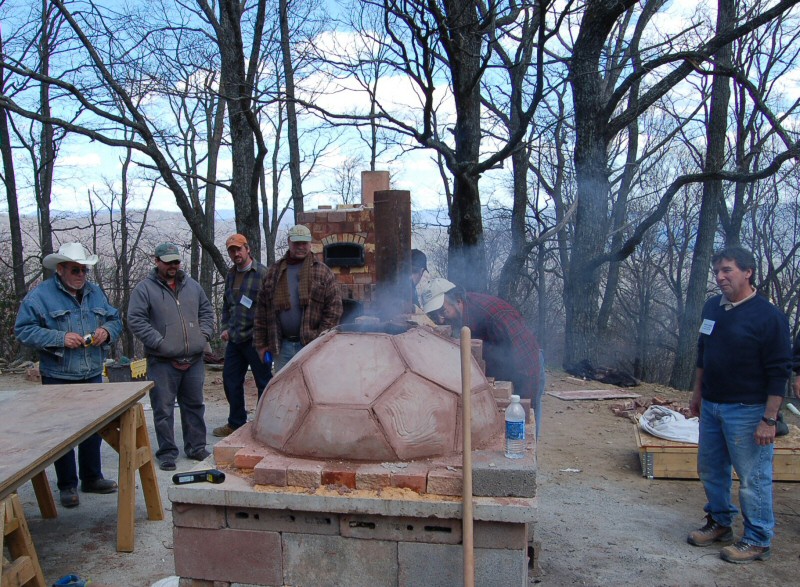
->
[161, 260, 181, 266]
[70, 266, 89, 275]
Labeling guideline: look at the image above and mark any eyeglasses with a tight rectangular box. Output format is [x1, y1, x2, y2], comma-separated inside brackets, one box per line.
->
[160, 260, 181, 266]
[70, 266, 88, 275]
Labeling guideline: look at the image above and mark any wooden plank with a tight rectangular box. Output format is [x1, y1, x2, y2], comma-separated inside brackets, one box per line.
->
[134, 404, 164, 522]
[116, 406, 137, 553]
[548, 389, 640, 400]
[29, 472, 56, 520]
[2, 494, 45, 587]
[635, 423, 800, 481]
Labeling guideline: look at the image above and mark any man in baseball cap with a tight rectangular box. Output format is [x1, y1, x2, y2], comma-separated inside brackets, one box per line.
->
[419, 277, 545, 439]
[253, 224, 342, 373]
[154, 242, 181, 263]
[213, 233, 272, 437]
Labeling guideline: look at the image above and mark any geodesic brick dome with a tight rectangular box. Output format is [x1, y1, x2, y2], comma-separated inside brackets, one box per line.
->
[251, 324, 500, 461]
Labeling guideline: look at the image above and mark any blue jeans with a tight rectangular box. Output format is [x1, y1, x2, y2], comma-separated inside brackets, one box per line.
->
[223, 339, 272, 429]
[698, 400, 774, 546]
[274, 340, 304, 373]
[42, 374, 104, 490]
[147, 359, 207, 462]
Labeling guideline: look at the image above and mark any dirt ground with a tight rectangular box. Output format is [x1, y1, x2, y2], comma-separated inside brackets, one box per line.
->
[3, 367, 800, 586]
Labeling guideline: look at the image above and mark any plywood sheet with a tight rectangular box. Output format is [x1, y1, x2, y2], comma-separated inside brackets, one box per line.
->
[547, 389, 640, 401]
[0, 382, 152, 499]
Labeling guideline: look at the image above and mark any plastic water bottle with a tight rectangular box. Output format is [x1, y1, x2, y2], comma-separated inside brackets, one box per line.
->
[505, 394, 526, 459]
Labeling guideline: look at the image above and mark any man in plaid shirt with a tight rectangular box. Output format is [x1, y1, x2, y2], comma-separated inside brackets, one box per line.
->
[254, 225, 343, 373]
[212, 234, 272, 437]
[421, 278, 545, 438]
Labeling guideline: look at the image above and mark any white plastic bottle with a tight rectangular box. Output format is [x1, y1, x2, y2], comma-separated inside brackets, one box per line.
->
[505, 394, 526, 459]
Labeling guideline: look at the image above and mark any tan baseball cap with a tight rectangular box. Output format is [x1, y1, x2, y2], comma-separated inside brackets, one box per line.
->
[288, 225, 312, 242]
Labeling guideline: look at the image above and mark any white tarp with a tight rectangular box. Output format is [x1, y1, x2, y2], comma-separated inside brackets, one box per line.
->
[639, 405, 699, 444]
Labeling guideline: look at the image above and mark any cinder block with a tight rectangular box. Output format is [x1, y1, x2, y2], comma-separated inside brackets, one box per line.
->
[398, 543, 527, 587]
[172, 503, 225, 529]
[355, 464, 391, 490]
[341, 514, 461, 545]
[173, 527, 281, 585]
[471, 450, 536, 498]
[282, 533, 397, 587]
[473, 521, 528, 550]
[427, 468, 462, 496]
[287, 461, 324, 489]
[227, 507, 340, 536]
[253, 454, 292, 486]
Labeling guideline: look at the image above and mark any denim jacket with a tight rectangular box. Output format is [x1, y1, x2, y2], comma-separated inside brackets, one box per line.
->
[14, 276, 123, 380]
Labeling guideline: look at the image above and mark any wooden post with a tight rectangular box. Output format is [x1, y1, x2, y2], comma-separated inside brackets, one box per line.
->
[460, 327, 474, 587]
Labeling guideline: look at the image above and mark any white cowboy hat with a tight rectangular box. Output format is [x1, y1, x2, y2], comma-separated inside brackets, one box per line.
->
[43, 242, 99, 271]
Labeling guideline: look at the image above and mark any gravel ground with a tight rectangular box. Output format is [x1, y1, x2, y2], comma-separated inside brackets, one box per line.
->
[4, 368, 800, 586]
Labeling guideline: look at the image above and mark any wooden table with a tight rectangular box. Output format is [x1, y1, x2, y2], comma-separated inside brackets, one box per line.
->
[1, 382, 164, 586]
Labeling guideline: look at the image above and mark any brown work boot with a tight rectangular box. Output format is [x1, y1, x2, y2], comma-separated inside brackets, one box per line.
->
[687, 514, 733, 547]
[720, 541, 771, 563]
[212, 424, 236, 437]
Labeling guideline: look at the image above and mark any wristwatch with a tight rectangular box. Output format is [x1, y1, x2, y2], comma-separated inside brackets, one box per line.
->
[761, 416, 777, 426]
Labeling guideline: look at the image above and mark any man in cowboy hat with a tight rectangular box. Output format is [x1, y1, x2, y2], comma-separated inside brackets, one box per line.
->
[15, 242, 123, 508]
[127, 242, 214, 471]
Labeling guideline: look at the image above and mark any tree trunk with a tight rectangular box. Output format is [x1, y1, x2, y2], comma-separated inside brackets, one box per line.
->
[280, 0, 304, 220]
[669, 0, 734, 390]
[0, 30, 25, 300]
[37, 0, 55, 278]
[219, 0, 260, 251]
[443, 0, 486, 292]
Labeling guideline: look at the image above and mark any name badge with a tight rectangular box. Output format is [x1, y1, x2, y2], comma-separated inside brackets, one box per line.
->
[240, 295, 253, 309]
[699, 319, 715, 335]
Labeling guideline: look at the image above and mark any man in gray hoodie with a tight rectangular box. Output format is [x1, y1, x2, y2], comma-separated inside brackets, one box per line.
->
[128, 243, 215, 471]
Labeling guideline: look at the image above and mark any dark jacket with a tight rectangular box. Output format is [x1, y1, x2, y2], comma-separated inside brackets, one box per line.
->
[127, 268, 214, 360]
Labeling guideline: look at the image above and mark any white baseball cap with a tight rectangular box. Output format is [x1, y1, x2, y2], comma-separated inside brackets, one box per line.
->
[419, 277, 456, 314]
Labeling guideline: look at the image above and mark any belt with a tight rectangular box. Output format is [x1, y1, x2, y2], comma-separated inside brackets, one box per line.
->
[284, 335, 301, 342]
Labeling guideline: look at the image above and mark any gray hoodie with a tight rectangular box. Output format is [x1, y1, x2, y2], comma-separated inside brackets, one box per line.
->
[127, 268, 214, 361]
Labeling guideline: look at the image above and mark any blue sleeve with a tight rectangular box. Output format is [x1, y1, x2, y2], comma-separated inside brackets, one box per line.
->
[14, 291, 66, 352]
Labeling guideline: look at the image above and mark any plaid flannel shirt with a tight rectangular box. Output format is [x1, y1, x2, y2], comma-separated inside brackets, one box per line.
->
[253, 252, 342, 353]
[462, 292, 542, 401]
[222, 260, 269, 343]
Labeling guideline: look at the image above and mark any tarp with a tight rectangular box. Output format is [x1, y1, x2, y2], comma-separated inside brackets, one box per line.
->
[639, 405, 699, 444]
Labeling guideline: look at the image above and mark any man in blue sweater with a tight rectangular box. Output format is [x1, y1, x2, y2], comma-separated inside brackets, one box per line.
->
[687, 246, 791, 563]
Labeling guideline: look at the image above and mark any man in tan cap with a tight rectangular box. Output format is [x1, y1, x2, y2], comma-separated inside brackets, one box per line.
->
[254, 225, 342, 372]
[212, 234, 271, 437]
[14, 242, 123, 508]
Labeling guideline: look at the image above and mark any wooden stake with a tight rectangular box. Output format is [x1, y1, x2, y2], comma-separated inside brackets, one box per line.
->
[460, 326, 474, 587]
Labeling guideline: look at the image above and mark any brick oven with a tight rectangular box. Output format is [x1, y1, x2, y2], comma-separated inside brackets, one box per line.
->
[168, 173, 537, 586]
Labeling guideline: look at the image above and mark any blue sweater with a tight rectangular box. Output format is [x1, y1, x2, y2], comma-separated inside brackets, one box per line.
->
[696, 293, 791, 404]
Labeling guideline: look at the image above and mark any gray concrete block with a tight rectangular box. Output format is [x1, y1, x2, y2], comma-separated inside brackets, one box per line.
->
[471, 449, 536, 498]
[473, 520, 528, 550]
[398, 542, 527, 587]
[173, 503, 226, 529]
[227, 507, 340, 535]
[282, 533, 397, 587]
[340, 514, 461, 544]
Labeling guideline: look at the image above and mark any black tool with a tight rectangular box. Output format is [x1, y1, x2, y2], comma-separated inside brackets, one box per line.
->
[172, 469, 226, 485]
